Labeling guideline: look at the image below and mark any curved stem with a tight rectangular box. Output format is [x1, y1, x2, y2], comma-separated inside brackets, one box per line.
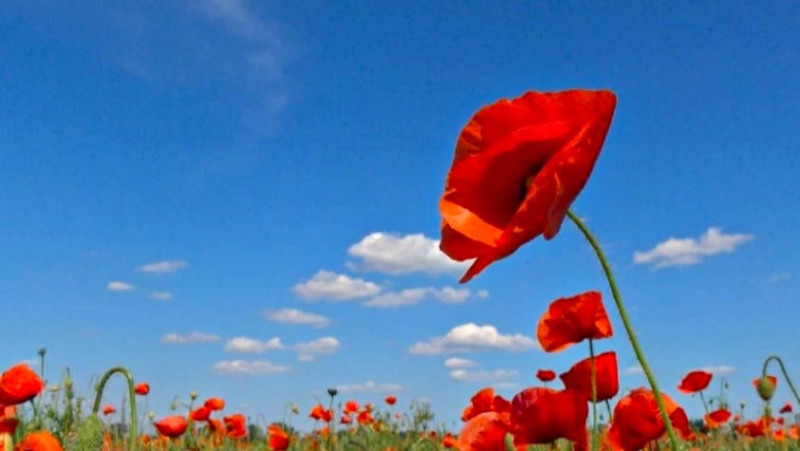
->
[91, 367, 137, 451]
[762, 355, 800, 407]
[567, 210, 681, 450]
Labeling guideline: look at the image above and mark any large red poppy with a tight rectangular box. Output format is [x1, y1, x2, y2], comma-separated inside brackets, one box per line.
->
[460, 387, 511, 422]
[607, 388, 694, 451]
[456, 411, 510, 451]
[559, 351, 619, 403]
[153, 415, 188, 438]
[510, 387, 589, 450]
[0, 364, 44, 406]
[439, 89, 617, 282]
[537, 290, 613, 352]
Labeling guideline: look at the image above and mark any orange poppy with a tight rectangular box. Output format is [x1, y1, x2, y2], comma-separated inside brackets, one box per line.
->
[607, 388, 694, 451]
[309, 404, 333, 422]
[204, 397, 225, 411]
[677, 370, 713, 394]
[13, 430, 63, 451]
[102, 405, 116, 416]
[559, 351, 619, 402]
[0, 364, 45, 406]
[535, 369, 556, 382]
[385, 395, 397, 406]
[134, 382, 150, 396]
[267, 423, 290, 450]
[537, 291, 613, 352]
[461, 387, 511, 422]
[456, 411, 510, 451]
[343, 400, 359, 414]
[510, 387, 588, 450]
[438, 89, 617, 283]
[153, 415, 188, 438]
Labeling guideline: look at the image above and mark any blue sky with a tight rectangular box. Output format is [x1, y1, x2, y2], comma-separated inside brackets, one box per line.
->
[2, 0, 799, 433]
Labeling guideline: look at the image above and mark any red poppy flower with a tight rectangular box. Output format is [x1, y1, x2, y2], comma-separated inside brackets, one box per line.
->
[153, 415, 188, 438]
[223, 413, 247, 439]
[12, 430, 63, 451]
[535, 369, 556, 382]
[309, 404, 333, 422]
[268, 423, 290, 450]
[510, 387, 589, 450]
[102, 405, 116, 416]
[385, 395, 397, 406]
[456, 411, 510, 451]
[705, 408, 731, 429]
[460, 387, 511, 422]
[780, 402, 793, 414]
[438, 89, 617, 283]
[559, 351, 619, 402]
[204, 397, 226, 411]
[537, 291, 613, 352]
[191, 406, 212, 422]
[134, 382, 150, 396]
[677, 370, 713, 394]
[0, 405, 18, 435]
[0, 364, 45, 406]
[607, 388, 694, 451]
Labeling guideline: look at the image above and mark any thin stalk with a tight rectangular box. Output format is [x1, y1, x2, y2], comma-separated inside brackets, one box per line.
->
[566, 210, 681, 450]
[91, 367, 137, 451]
[589, 338, 598, 451]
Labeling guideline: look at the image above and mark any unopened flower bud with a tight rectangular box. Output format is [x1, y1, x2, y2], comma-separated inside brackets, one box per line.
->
[49, 384, 60, 392]
[189, 391, 198, 401]
[64, 378, 73, 390]
[291, 403, 299, 415]
[148, 411, 155, 420]
[756, 376, 777, 401]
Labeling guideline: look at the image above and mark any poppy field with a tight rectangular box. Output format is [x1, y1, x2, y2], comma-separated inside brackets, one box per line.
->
[4, 89, 798, 451]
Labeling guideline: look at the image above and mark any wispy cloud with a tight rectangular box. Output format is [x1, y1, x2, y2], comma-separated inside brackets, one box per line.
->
[699, 365, 736, 375]
[347, 232, 471, 276]
[138, 260, 189, 274]
[264, 308, 331, 327]
[623, 365, 644, 375]
[449, 369, 518, 383]
[633, 227, 753, 268]
[336, 381, 405, 394]
[224, 337, 284, 353]
[107, 281, 134, 292]
[363, 286, 479, 308]
[409, 323, 538, 355]
[293, 337, 340, 361]
[161, 332, 220, 344]
[213, 359, 291, 375]
[444, 357, 479, 369]
[292, 270, 381, 301]
[149, 291, 173, 301]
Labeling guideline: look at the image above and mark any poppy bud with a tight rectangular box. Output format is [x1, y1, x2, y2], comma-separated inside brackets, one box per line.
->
[147, 411, 155, 420]
[189, 391, 198, 401]
[327, 388, 338, 397]
[756, 377, 776, 401]
[64, 378, 73, 390]
[49, 385, 60, 393]
[291, 403, 299, 415]
[170, 400, 179, 410]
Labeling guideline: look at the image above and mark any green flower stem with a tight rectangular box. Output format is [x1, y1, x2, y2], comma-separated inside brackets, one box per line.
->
[566, 210, 681, 450]
[91, 367, 137, 451]
[589, 338, 598, 451]
[762, 355, 800, 407]
[698, 390, 709, 415]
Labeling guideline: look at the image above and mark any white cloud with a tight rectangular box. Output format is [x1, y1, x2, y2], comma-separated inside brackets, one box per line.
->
[449, 369, 518, 383]
[224, 337, 284, 353]
[292, 270, 381, 301]
[363, 288, 429, 308]
[444, 357, 479, 369]
[213, 360, 291, 375]
[700, 365, 736, 375]
[294, 337, 340, 361]
[149, 291, 173, 301]
[363, 286, 477, 309]
[347, 232, 470, 276]
[336, 381, 405, 394]
[161, 332, 220, 344]
[138, 260, 189, 274]
[408, 324, 538, 355]
[264, 308, 330, 327]
[623, 365, 644, 375]
[107, 281, 134, 292]
[476, 289, 490, 300]
[633, 228, 753, 268]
